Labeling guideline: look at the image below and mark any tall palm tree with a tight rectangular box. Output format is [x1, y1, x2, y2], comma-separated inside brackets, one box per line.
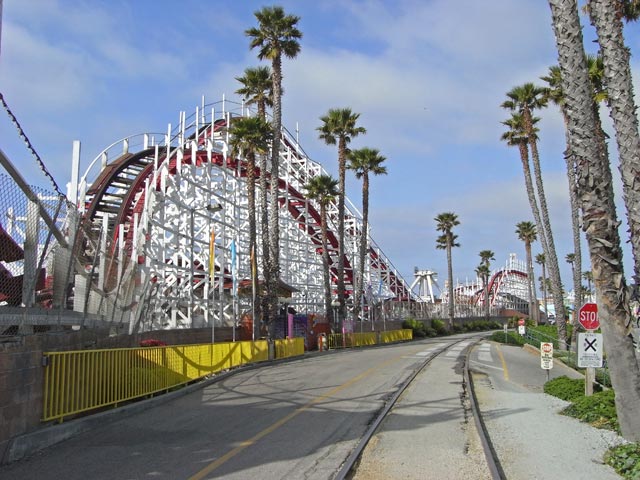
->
[516, 221, 538, 322]
[305, 175, 339, 324]
[535, 253, 549, 322]
[475, 263, 491, 320]
[588, 0, 640, 286]
[478, 250, 495, 320]
[502, 84, 566, 338]
[435, 212, 460, 327]
[548, 0, 640, 440]
[235, 66, 274, 321]
[246, 6, 302, 334]
[541, 55, 607, 322]
[347, 147, 387, 327]
[317, 108, 367, 322]
[229, 117, 273, 338]
[228, 117, 273, 255]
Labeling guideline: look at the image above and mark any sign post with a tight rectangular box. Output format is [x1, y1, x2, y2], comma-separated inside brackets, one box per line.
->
[578, 303, 600, 396]
[540, 342, 553, 382]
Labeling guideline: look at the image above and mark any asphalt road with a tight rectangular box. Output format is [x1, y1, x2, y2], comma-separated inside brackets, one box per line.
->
[0, 337, 473, 480]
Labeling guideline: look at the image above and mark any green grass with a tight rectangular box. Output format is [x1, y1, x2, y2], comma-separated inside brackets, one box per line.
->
[489, 330, 526, 345]
[543, 375, 601, 402]
[605, 443, 640, 480]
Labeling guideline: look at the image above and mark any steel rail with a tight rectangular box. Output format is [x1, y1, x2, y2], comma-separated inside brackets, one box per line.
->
[335, 335, 484, 480]
[465, 342, 505, 480]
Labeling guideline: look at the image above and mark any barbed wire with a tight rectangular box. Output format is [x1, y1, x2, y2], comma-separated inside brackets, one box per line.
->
[0, 92, 65, 198]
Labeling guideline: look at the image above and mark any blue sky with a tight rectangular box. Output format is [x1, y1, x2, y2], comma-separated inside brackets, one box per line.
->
[1, 0, 638, 296]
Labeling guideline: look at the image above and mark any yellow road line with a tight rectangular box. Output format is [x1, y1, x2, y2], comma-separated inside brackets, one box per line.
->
[495, 344, 510, 381]
[187, 354, 404, 480]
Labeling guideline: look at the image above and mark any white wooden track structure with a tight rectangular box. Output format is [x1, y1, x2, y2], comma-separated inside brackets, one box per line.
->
[72, 98, 415, 333]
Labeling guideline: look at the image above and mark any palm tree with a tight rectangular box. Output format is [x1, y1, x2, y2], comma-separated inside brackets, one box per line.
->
[478, 250, 495, 320]
[305, 175, 339, 324]
[235, 66, 273, 119]
[228, 117, 273, 255]
[475, 263, 491, 320]
[541, 55, 608, 322]
[588, 0, 640, 287]
[435, 212, 460, 327]
[347, 147, 387, 327]
[535, 253, 549, 322]
[548, 0, 640, 440]
[246, 6, 302, 334]
[229, 117, 273, 338]
[502, 84, 565, 338]
[317, 108, 367, 322]
[516, 221, 538, 322]
[235, 66, 274, 321]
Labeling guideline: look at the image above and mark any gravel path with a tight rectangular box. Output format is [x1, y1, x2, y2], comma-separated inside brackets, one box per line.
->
[472, 343, 627, 480]
[353, 340, 491, 480]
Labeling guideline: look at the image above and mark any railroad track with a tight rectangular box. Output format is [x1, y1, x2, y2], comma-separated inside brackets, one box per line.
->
[336, 334, 503, 480]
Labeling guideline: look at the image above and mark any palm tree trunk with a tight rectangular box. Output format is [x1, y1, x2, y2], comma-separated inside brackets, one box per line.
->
[527, 124, 566, 337]
[561, 111, 584, 330]
[517, 141, 556, 328]
[589, 0, 640, 283]
[541, 263, 548, 321]
[336, 139, 347, 325]
[267, 54, 283, 338]
[548, 0, 640, 441]
[447, 241, 454, 327]
[525, 243, 535, 321]
[355, 173, 370, 328]
[484, 274, 490, 320]
[320, 205, 332, 322]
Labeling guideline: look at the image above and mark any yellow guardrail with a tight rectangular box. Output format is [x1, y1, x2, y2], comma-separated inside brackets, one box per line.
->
[327, 329, 411, 349]
[42, 340, 269, 422]
[42, 330, 410, 423]
[274, 337, 305, 358]
[381, 329, 413, 343]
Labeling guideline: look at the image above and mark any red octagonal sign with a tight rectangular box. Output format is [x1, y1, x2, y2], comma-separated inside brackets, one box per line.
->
[579, 303, 600, 330]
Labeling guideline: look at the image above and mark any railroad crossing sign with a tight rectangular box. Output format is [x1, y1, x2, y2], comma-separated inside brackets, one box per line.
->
[540, 342, 553, 370]
[579, 303, 600, 330]
[578, 332, 603, 367]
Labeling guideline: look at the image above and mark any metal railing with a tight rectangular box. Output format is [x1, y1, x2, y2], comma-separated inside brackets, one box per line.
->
[524, 327, 611, 387]
[42, 339, 306, 422]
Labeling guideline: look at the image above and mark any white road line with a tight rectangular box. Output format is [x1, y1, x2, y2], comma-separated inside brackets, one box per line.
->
[469, 359, 504, 371]
[478, 351, 493, 362]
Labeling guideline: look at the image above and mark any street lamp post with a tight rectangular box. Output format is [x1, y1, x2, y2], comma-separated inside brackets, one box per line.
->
[331, 298, 340, 333]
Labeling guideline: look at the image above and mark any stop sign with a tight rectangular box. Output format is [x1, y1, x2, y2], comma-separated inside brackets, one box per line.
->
[579, 303, 600, 330]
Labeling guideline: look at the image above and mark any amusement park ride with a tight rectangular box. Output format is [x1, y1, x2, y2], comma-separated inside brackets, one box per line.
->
[0, 97, 534, 333]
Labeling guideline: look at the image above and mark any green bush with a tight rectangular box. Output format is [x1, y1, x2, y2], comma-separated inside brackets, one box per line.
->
[544, 376, 601, 402]
[402, 318, 426, 338]
[431, 318, 448, 335]
[562, 389, 619, 432]
[489, 330, 526, 345]
[452, 324, 463, 333]
[605, 443, 640, 479]
[424, 326, 437, 337]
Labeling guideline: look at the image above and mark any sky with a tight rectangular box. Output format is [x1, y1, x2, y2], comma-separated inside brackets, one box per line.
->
[1, 0, 639, 297]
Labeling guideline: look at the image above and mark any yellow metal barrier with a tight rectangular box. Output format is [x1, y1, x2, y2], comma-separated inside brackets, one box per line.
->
[274, 337, 305, 359]
[42, 340, 268, 422]
[328, 329, 411, 349]
[381, 329, 413, 343]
